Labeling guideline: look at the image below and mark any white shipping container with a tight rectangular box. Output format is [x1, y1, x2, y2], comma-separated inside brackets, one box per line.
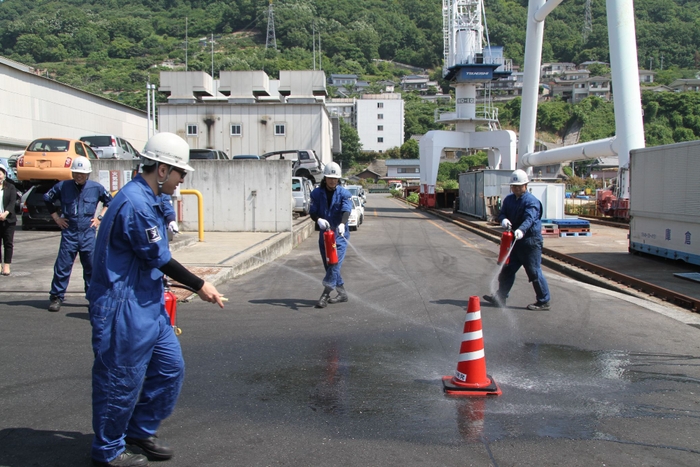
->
[629, 140, 700, 265]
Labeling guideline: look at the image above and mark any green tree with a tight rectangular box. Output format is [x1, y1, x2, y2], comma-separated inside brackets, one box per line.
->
[337, 119, 362, 167]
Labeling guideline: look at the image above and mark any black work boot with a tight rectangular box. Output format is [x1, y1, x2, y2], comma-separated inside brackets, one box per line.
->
[328, 285, 348, 304]
[125, 435, 173, 461]
[482, 294, 506, 307]
[92, 449, 149, 467]
[48, 297, 62, 312]
[315, 286, 333, 308]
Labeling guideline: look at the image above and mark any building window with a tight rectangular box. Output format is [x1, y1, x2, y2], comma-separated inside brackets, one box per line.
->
[398, 168, 419, 174]
[378, 137, 384, 143]
[378, 114, 384, 120]
[378, 125, 383, 131]
[274, 124, 286, 136]
[377, 102, 384, 108]
[186, 124, 198, 136]
[230, 124, 242, 136]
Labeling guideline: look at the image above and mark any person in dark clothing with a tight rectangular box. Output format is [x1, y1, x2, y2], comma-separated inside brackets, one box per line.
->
[88, 132, 224, 467]
[0, 164, 18, 276]
[484, 169, 551, 310]
[44, 156, 112, 312]
[309, 162, 353, 308]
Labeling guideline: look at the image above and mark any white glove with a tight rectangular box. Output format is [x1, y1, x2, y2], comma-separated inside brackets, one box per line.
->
[514, 229, 524, 240]
[168, 220, 179, 234]
[317, 218, 330, 230]
[501, 219, 512, 229]
[338, 223, 346, 236]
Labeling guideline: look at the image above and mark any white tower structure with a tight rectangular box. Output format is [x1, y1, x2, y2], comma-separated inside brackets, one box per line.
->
[518, 0, 645, 211]
[419, 0, 517, 207]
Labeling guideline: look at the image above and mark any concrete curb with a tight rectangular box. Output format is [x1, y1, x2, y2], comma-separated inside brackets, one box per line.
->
[181, 218, 315, 301]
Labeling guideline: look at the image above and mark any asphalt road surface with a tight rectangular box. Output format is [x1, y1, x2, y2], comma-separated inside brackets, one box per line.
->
[1, 194, 699, 466]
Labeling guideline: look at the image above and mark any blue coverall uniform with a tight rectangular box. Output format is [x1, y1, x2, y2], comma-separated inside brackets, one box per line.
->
[309, 184, 353, 288]
[44, 180, 112, 300]
[87, 175, 183, 463]
[495, 191, 551, 304]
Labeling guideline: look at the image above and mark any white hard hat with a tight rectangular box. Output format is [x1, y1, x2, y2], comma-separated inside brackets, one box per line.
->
[510, 169, 529, 186]
[142, 132, 194, 172]
[323, 162, 342, 179]
[71, 156, 92, 174]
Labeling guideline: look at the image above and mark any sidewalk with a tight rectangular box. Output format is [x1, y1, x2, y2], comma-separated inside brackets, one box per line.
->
[169, 218, 315, 300]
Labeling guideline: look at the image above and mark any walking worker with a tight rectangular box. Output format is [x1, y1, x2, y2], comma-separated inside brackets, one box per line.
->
[0, 163, 18, 276]
[87, 132, 224, 467]
[309, 162, 353, 308]
[45, 156, 112, 312]
[483, 169, 551, 310]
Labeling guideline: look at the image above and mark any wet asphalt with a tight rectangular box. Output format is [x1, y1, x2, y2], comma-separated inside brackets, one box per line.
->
[1, 194, 700, 466]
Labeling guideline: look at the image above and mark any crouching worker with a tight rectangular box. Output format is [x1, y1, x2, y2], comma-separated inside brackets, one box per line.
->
[87, 132, 225, 467]
[309, 162, 353, 308]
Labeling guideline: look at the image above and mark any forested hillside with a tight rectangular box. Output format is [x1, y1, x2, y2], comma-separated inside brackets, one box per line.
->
[1, 0, 699, 157]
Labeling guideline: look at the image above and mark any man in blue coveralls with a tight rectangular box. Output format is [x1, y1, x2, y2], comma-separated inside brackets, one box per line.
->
[309, 162, 353, 308]
[483, 169, 551, 310]
[87, 132, 224, 467]
[45, 156, 112, 312]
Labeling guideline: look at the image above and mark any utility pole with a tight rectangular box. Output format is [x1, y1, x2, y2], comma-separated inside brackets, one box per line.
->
[660, 53, 664, 70]
[185, 17, 188, 71]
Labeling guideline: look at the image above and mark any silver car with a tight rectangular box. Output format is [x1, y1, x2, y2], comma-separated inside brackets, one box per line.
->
[292, 176, 313, 216]
[80, 135, 140, 159]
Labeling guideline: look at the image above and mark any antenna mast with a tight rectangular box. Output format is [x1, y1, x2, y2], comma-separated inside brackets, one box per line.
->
[266, 0, 277, 51]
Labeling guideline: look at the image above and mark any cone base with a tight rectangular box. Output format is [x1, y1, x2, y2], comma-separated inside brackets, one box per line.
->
[442, 375, 502, 396]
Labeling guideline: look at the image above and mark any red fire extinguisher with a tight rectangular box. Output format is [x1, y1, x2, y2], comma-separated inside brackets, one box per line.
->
[163, 278, 182, 336]
[324, 229, 339, 265]
[497, 228, 514, 265]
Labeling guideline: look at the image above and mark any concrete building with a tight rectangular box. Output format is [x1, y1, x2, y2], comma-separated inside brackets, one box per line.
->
[326, 93, 405, 153]
[157, 70, 336, 164]
[0, 56, 148, 157]
[355, 94, 404, 153]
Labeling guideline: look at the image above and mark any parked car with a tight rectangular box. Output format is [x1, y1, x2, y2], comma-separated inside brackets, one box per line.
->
[0, 157, 19, 184]
[21, 182, 61, 231]
[348, 195, 364, 231]
[292, 176, 313, 215]
[261, 149, 324, 184]
[16, 138, 98, 183]
[232, 154, 261, 160]
[79, 135, 140, 159]
[345, 184, 367, 205]
[189, 149, 230, 160]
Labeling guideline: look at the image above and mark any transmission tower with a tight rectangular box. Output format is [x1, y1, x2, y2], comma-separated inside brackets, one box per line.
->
[265, 0, 277, 51]
[582, 0, 593, 42]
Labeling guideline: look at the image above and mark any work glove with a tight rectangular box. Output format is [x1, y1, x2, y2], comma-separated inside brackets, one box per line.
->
[501, 219, 512, 230]
[514, 229, 524, 240]
[317, 218, 330, 230]
[338, 223, 346, 237]
[168, 220, 179, 234]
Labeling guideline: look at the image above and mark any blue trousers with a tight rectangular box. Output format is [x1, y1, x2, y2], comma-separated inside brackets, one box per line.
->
[317, 233, 347, 289]
[497, 236, 551, 303]
[90, 297, 184, 463]
[50, 228, 94, 300]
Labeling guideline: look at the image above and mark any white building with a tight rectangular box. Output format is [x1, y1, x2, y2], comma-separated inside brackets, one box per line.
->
[0, 55, 148, 157]
[157, 70, 336, 165]
[355, 94, 404, 153]
[386, 159, 420, 180]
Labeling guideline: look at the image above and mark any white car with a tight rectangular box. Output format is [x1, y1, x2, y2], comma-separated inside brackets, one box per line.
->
[348, 195, 364, 231]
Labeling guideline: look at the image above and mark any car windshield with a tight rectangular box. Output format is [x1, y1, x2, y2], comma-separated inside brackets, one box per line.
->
[190, 150, 218, 160]
[80, 136, 114, 147]
[352, 197, 361, 208]
[292, 180, 302, 191]
[28, 139, 70, 152]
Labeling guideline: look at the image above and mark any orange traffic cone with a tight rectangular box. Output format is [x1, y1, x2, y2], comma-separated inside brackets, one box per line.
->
[443, 296, 501, 396]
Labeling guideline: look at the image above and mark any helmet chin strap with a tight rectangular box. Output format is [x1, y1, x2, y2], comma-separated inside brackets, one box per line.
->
[155, 162, 176, 196]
